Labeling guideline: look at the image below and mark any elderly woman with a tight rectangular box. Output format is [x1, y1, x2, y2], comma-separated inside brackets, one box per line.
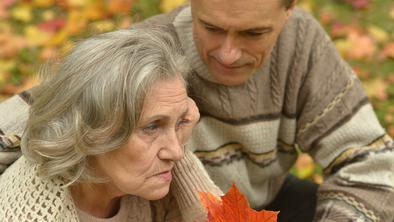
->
[0, 26, 221, 221]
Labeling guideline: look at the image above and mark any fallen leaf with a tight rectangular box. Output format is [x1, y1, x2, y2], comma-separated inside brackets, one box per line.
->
[384, 114, 393, 123]
[343, 0, 371, 9]
[83, 1, 106, 20]
[65, 10, 87, 34]
[66, 0, 89, 8]
[38, 18, 66, 33]
[346, 32, 376, 59]
[330, 22, 362, 39]
[41, 9, 55, 21]
[390, 7, 394, 19]
[2, 0, 17, 8]
[24, 25, 53, 47]
[160, 0, 186, 13]
[294, 154, 315, 179]
[108, 0, 134, 14]
[382, 42, 394, 59]
[200, 183, 279, 222]
[0, 3, 9, 19]
[32, 0, 55, 8]
[11, 5, 32, 22]
[90, 20, 115, 33]
[363, 77, 388, 100]
[367, 25, 389, 43]
[0, 32, 26, 58]
[118, 17, 132, 29]
[39, 47, 59, 60]
[388, 126, 394, 138]
[313, 175, 324, 184]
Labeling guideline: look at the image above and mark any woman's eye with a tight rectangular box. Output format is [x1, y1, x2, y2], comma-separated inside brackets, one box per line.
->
[176, 119, 190, 130]
[143, 123, 159, 134]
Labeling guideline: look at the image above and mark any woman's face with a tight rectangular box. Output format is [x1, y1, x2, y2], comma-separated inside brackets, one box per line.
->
[91, 76, 200, 200]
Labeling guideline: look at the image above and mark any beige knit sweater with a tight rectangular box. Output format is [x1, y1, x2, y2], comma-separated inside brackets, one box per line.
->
[0, 149, 222, 221]
[139, 5, 394, 222]
[1, 4, 394, 222]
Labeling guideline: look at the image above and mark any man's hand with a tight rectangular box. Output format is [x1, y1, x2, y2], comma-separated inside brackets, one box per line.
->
[178, 97, 200, 147]
[0, 133, 22, 174]
[0, 151, 21, 173]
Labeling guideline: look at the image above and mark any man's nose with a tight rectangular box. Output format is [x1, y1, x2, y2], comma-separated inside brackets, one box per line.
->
[216, 36, 242, 66]
[159, 131, 184, 161]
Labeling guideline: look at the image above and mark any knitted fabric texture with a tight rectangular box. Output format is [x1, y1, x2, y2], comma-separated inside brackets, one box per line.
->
[0, 150, 221, 222]
[167, 6, 394, 221]
[1, 5, 394, 222]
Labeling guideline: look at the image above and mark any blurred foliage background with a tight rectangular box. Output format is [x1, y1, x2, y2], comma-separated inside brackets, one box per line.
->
[0, 0, 393, 183]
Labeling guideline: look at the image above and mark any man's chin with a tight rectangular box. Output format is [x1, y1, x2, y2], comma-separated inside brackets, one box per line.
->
[210, 69, 253, 86]
[213, 75, 250, 86]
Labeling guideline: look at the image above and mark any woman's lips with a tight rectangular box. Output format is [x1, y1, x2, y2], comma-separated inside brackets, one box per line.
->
[153, 170, 172, 182]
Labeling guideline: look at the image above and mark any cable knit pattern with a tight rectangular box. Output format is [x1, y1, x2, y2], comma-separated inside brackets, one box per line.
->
[246, 77, 257, 113]
[284, 17, 306, 112]
[1, 5, 394, 222]
[0, 157, 79, 222]
[269, 45, 281, 109]
[0, 149, 221, 222]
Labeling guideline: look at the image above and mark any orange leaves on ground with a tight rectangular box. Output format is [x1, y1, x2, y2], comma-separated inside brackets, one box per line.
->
[0, 31, 26, 59]
[363, 77, 388, 101]
[200, 184, 279, 222]
[382, 43, 394, 59]
[109, 0, 134, 14]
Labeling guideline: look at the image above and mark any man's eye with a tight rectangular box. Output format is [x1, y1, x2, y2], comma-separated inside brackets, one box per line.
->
[205, 25, 221, 33]
[244, 31, 264, 37]
[248, 32, 263, 36]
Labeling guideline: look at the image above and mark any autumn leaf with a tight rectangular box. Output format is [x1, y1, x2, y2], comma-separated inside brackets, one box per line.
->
[342, 0, 371, 9]
[367, 25, 389, 43]
[108, 0, 134, 14]
[160, 0, 186, 13]
[200, 184, 279, 222]
[38, 18, 66, 33]
[11, 4, 32, 22]
[294, 154, 315, 179]
[363, 77, 388, 101]
[382, 42, 394, 59]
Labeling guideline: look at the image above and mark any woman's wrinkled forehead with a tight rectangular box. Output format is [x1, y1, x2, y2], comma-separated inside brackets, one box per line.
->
[139, 77, 188, 123]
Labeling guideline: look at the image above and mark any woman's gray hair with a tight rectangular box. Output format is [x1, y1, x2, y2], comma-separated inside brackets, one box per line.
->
[21, 26, 190, 185]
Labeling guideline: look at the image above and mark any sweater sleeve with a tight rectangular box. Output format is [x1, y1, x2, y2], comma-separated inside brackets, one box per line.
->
[0, 91, 31, 173]
[290, 10, 394, 222]
[171, 148, 223, 222]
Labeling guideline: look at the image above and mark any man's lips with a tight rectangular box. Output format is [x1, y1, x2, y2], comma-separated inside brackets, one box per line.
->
[213, 59, 247, 70]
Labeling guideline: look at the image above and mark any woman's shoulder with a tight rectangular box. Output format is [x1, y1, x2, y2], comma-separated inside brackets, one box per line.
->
[0, 156, 78, 221]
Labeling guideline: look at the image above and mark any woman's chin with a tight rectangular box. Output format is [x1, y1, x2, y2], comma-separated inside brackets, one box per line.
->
[139, 185, 171, 201]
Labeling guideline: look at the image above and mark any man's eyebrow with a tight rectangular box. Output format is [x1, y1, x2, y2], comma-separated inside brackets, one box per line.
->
[198, 18, 221, 29]
[198, 18, 272, 32]
[241, 26, 273, 33]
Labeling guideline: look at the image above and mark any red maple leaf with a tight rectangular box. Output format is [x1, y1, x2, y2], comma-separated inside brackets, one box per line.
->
[200, 183, 279, 222]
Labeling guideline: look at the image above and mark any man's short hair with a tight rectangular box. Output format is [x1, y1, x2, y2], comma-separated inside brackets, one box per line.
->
[283, 0, 296, 9]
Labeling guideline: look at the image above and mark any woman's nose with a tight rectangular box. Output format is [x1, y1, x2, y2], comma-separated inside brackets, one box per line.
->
[159, 131, 184, 161]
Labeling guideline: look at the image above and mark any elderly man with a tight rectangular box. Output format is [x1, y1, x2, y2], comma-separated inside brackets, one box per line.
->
[1, 0, 393, 221]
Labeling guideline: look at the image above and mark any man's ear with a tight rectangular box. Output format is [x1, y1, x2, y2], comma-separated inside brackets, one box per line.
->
[285, 0, 296, 18]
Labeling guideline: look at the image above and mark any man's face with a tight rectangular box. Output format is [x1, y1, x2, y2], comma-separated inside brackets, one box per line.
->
[191, 0, 292, 86]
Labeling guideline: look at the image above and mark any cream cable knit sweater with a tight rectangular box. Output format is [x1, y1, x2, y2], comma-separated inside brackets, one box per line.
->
[0, 149, 222, 222]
